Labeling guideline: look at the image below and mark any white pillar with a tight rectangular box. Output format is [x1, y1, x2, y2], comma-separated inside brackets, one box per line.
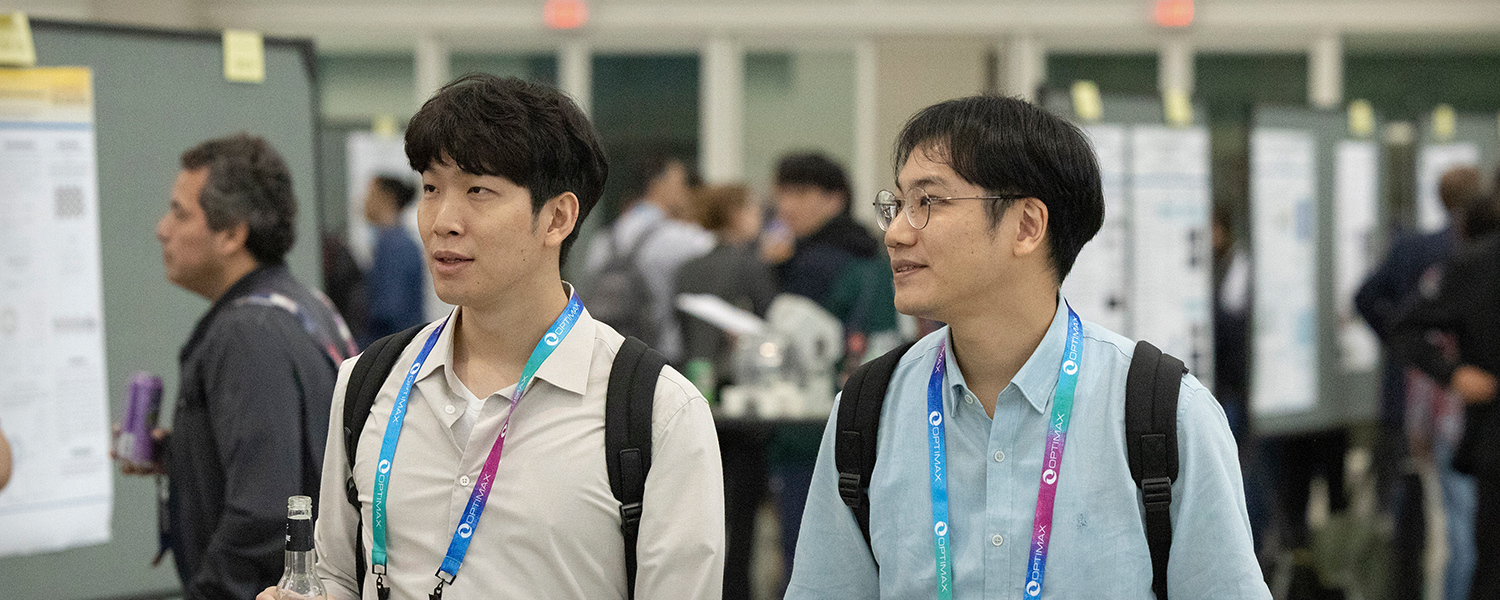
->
[1000, 33, 1045, 101]
[414, 33, 450, 110]
[699, 37, 745, 184]
[1309, 32, 1344, 110]
[852, 39, 879, 225]
[558, 40, 593, 117]
[1158, 36, 1194, 96]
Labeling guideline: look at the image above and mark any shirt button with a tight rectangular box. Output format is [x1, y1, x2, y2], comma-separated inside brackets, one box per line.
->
[994, 450, 1006, 463]
[964, 392, 976, 405]
[993, 534, 1004, 546]
[444, 405, 456, 415]
[459, 475, 471, 486]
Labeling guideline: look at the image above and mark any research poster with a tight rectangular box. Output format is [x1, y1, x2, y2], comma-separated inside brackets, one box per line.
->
[1062, 124, 1129, 334]
[0, 67, 112, 556]
[1130, 126, 1212, 382]
[345, 131, 449, 322]
[1416, 142, 1479, 233]
[1334, 140, 1381, 372]
[1250, 129, 1319, 416]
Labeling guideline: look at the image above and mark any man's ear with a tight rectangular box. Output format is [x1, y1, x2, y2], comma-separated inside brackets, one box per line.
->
[214, 221, 250, 257]
[540, 191, 580, 248]
[1012, 197, 1049, 258]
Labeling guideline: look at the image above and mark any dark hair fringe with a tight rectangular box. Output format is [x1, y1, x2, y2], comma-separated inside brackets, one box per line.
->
[373, 175, 418, 211]
[775, 153, 851, 211]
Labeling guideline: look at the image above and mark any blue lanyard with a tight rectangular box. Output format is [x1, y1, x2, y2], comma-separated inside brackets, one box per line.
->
[369, 292, 585, 597]
[927, 305, 1084, 599]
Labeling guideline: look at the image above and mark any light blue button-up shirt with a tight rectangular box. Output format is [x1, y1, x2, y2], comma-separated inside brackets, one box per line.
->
[787, 298, 1270, 599]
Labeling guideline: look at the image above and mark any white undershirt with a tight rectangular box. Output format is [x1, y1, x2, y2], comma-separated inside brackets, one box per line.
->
[452, 381, 515, 447]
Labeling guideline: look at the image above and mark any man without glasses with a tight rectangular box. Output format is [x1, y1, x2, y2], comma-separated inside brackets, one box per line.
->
[260, 74, 724, 599]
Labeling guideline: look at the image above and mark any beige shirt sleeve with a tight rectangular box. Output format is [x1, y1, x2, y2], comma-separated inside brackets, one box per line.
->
[314, 356, 364, 600]
[634, 372, 726, 600]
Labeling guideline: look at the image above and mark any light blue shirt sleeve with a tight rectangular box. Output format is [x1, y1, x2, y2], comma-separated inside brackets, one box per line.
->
[785, 392, 880, 600]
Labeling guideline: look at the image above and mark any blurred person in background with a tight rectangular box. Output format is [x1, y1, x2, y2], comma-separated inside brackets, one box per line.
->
[676, 183, 778, 600]
[321, 231, 367, 345]
[1212, 206, 1251, 443]
[360, 174, 426, 345]
[132, 133, 356, 599]
[1393, 187, 1500, 600]
[760, 152, 895, 593]
[583, 155, 714, 363]
[1358, 165, 1483, 599]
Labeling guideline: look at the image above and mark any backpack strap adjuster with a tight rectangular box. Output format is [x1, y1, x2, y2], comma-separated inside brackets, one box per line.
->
[1141, 476, 1173, 508]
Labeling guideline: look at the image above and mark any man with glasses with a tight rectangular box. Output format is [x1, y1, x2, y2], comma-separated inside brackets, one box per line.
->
[786, 95, 1269, 598]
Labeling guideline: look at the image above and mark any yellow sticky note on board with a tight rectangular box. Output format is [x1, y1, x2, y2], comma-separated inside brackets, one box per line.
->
[1163, 88, 1192, 128]
[0, 12, 37, 68]
[1347, 99, 1375, 139]
[222, 30, 265, 83]
[1432, 104, 1456, 142]
[1071, 80, 1103, 122]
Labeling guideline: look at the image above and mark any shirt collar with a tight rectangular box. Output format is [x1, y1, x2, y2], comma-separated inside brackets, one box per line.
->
[414, 282, 594, 398]
[945, 294, 1070, 415]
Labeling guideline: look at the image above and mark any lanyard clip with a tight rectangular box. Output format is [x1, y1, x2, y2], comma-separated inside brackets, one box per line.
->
[429, 582, 446, 600]
[431, 568, 457, 599]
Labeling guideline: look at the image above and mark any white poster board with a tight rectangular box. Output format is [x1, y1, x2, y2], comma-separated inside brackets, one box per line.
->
[1130, 126, 1213, 381]
[1334, 141, 1381, 372]
[0, 68, 112, 556]
[1415, 142, 1479, 233]
[1250, 129, 1319, 416]
[345, 132, 450, 322]
[1063, 124, 1129, 334]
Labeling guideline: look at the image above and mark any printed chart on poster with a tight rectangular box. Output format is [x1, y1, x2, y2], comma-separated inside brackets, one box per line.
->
[1062, 124, 1129, 334]
[1415, 142, 1479, 233]
[1250, 129, 1319, 416]
[1334, 140, 1381, 372]
[345, 131, 450, 322]
[1130, 125, 1212, 383]
[0, 67, 112, 556]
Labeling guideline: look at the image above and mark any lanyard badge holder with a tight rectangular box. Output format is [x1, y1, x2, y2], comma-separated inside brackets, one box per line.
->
[370, 293, 585, 599]
[926, 305, 1083, 599]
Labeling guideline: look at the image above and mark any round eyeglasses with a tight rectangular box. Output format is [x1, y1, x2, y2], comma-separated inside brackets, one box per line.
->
[872, 187, 1031, 231]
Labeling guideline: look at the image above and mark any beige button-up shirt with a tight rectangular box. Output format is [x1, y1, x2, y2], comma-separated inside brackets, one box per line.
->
[314, 303, 725, 599]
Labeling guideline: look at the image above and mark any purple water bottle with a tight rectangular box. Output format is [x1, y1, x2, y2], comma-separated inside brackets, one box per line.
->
[115, 372, 163, 467]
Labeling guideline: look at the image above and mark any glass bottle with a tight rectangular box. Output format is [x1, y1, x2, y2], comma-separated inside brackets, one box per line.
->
[276, 495, 325, 600]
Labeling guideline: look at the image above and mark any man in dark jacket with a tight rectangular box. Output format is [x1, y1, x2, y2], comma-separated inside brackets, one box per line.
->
[1393, 217, 1500, 600]
[136, 133, 355, 599]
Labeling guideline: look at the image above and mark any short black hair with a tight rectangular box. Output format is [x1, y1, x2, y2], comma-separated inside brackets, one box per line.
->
[776, 153, 851, 212]
[894, 95, 1104, 281]
[626, 153, 699, 203]
[405, 73, 608, 265]
[373, 175, 417, 211]
[180, 133, 297, 265]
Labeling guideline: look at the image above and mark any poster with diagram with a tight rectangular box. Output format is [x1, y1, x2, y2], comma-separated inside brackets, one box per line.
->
[0, 67, 112, 556]
[1250, 129, 1319, 416]
[1063, 124, 1129, 334]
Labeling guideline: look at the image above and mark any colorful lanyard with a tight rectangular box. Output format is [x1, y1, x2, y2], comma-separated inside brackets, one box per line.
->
[370, 292, 585, 599]
[926, 305, 1084, 600]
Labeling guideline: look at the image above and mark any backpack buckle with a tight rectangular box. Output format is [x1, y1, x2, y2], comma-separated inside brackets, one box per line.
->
[619, 501, 643, 528]
[838, 472, 864, 506]
[1141, 476, 1173, 508]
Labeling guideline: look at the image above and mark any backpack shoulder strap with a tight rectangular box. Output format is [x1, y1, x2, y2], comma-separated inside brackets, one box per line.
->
[835, 340, 917, 556]
[341, 322, 425, 595]
[606, 336, 665, 600]
[1125, 339, 1186, 600]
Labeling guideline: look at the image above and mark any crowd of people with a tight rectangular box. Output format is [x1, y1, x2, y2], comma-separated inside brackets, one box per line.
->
[87, 70, 1500, 600]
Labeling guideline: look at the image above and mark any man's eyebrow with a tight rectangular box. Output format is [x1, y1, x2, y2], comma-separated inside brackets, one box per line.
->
[899, 177, 946, 193]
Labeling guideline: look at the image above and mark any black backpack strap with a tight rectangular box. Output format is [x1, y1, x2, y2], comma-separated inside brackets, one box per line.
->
[1125, 340, 1186, 600]
[606, 336, 664, 600]
[835, 340, 917, 557]
[341, 323, 426, 596]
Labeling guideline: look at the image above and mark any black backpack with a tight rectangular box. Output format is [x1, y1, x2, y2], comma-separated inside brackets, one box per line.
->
[340, 325, 665, 599]
[582, 221, 666, 347]
[836, 339, 1186, 599]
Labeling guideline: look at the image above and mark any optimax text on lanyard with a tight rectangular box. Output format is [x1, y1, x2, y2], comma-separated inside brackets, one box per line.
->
[927, 305, 1083, 600]
[369, 292, 585, 600]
